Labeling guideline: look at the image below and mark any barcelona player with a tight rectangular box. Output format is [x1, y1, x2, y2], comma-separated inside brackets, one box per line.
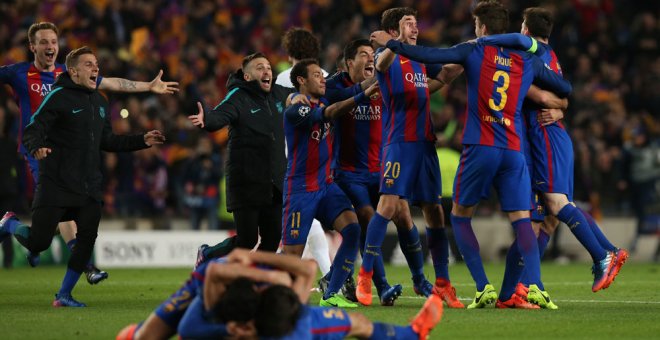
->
[371, 1, 573, 309]
[281, 58, 379, 308]
[162, 249, 442, 340]
[0, 22, 178, 282]
[356, 7, 464, 309]
[479, 7, 628, 298]
[324, 38, 404, 306]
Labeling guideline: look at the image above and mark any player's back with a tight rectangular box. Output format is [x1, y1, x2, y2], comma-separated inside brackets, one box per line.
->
[283, 100, 333, 193]
[326, 72, 383, 173]
[376, 50, 436, 146]
[461, 43, 545, 152]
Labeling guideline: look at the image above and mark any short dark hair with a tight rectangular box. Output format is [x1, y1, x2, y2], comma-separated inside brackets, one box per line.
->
[289, 58, 319, 91]
[282, 28, 320, 61]
[473, 1, 509, 35]
[28, 22, 58, 44]
[212, 277, 260, 323]
[242, 52, 268, 70]
[523, 7, 554, 39]
[381, 7, 417, 32]
[343, 39, 372, 62]
[65, 46, 94, 70]
[255, 285, 302, 337]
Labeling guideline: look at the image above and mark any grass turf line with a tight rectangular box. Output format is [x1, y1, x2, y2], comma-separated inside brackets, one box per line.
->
[0, 263, 659, 339]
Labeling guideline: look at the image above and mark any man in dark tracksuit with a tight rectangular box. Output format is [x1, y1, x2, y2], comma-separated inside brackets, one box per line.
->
[189, 53, 295, 254]
[0, 46, 165, 307]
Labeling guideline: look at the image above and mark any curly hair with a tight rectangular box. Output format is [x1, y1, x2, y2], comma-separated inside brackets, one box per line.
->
[473, 1, 509, 35]
[281, 28, 321, 61]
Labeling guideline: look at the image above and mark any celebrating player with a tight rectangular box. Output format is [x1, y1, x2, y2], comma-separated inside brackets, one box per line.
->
[281, 58, 378, 308]
[372, 1, 573, 309]
[357, 7, 464, 309]
[0, 22, 177, 283]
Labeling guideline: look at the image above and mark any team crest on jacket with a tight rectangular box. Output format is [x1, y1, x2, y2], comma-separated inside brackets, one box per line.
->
[298, 106, 310, 117]
[99, 107, 106, 118]
[276, 101, 284, 113]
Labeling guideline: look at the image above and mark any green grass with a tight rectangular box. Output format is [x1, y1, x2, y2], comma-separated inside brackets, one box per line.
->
[1, 263, 659, 339]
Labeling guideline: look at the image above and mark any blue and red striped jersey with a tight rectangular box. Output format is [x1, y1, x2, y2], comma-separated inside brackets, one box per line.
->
[479, 34, 566, 130]
[325, 72, 383, 173]
[375, 48, 441, 146]
[283, 98, 333, 193]
[385, 40, 571, 152]
[0, 62, 66, 154]
[524, 42, 565, 130]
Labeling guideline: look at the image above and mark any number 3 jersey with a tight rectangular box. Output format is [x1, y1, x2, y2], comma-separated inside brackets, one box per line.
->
[384, 40, 572, 152]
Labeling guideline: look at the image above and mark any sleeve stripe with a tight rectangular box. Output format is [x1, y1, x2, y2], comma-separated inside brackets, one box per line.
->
[26, 87, 63, 127]
[213, 88, 240, 110]
[527, 38, 538, 54]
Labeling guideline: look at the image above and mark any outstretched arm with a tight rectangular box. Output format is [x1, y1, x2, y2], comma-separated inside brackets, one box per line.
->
[98, 69, 179, 94]
[479, 33, 538, 53]
[323, 82, 379, 120]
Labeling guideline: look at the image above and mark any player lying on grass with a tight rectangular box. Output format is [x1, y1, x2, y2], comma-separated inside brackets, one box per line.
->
[178, 248, 443, 340]
[117, 248, 443, 340]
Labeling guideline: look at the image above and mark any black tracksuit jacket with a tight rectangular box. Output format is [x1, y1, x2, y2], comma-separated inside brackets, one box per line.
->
[22, 72, 149, 208]
[203, 70, 292, 211]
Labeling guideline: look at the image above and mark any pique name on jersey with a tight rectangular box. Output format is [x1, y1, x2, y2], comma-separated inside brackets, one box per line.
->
[351, 104, 381, 121]
[494, 55, 512, 67]
[403, 71, 428, 88]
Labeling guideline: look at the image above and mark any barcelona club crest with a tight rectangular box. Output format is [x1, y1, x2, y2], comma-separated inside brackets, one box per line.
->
[290, 229, 299, 239]
[385, 179, 394, 188]
[99, 107, 106, 118]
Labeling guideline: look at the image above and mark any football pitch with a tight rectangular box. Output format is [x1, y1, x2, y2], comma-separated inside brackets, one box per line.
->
[1, 262, 659, 339]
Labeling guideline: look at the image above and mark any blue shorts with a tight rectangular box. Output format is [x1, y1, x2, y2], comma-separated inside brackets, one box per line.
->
[282, 183, 354, 246]
[333, 170, 380, 209]
[154, 260, 211, 327]
[529, 125, 573, 200]
[453, 145, 531, 212]
[380, 141, 442, 205]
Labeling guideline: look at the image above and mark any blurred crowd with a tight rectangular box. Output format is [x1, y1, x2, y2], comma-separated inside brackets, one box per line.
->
[0, 0, 658, 232]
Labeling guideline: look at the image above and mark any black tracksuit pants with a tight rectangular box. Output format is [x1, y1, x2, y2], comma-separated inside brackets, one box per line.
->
[18, 198, 101, 273]
[232, 191, 282, 252]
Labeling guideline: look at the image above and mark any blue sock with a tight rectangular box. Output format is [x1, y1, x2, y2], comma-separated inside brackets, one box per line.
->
[363, 217, 389, 295]
[373, 256, 389, 296]
[67, 239, 77, 251]
[426, 227, 449, 281]
[557, 204, 607, 261]
[1, 217, 22, 234]
[513, 218, 543, 290]
[397, 225, 425, 283]
[324, 223, 359, 299]
[362, 213, 389, 273]
[58, 268, 82, 296]
[521, 229, 550, 286]
[579, 208, 617, 252]
[451, 214, 489, 291]
[500, 240, 523, 300]
[369, 323, 416, 340]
